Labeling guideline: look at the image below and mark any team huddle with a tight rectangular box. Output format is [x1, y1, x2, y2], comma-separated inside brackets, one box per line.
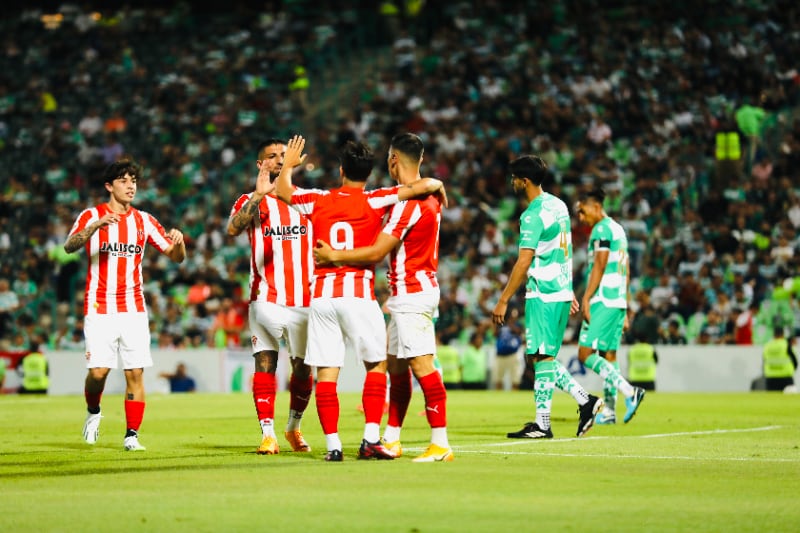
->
[66, 133, 644, 459]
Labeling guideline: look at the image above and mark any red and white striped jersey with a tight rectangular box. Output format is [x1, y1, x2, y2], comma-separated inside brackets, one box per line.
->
[68, 204, 173, 315]
[383, 196, 441, 296]
[229, 192, 312, 306]
[290, 185, 401, 299]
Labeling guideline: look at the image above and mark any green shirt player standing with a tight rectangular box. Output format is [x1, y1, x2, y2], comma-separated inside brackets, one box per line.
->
[575, 187, 645, 425]
[493, 155, 604, 439]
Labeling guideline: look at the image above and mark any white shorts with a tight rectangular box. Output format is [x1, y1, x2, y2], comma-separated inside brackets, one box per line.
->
[387, 292, 439, 359]
[249, 302, 309, 358]
[306, 297, 387, 368]
[84, 312, 152, 370]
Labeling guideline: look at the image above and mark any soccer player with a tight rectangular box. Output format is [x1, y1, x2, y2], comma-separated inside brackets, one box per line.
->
[575, 187, 646, 424]
[275, 134, 445, 461]
[65, 159, 186, 451]
[227, 138, 314, 455]
[492, 155, 603, 439]
[313, 133, 452, 463]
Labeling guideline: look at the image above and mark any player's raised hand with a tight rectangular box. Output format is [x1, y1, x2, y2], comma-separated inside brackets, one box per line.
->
[313, 239, 335, 265]
[284, 135, 308, 168]
[254, 159, 276, 198]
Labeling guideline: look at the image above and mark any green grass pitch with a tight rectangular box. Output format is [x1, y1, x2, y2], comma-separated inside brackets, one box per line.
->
[1, 390, 798, 532]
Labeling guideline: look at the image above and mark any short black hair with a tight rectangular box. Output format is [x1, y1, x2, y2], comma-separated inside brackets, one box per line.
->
[579, 186, 606, 205]
[508, 155, 548, 185]
[339, 140, 374, 182]
[102, 159, 141, 185]
[257, 138, 286, 157]
[390, 133, 424, 161]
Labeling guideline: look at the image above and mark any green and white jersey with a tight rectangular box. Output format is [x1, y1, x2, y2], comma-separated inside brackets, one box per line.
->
[587, 216, 628, 308]
[519, 192, 573, 302]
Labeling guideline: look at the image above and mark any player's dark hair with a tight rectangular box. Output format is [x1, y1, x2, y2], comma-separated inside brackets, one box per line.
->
[390, 133, 424, 161]
[579, 187, 606, 205]
[508, 155, 548, 186]
[102, 159, 141, 185]
[339, 140, 374, 182]
[257, 138, 286, 157]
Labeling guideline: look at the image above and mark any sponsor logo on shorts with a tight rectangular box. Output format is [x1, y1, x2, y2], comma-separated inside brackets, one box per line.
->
[251, 335, 258, 347]
[85, 351, 91, 360]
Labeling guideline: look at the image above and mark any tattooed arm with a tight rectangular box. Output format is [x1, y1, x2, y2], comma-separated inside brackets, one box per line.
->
[227, 160, 275, 236]
[64, 213, 119, 253]
[227, 197, 262, 236]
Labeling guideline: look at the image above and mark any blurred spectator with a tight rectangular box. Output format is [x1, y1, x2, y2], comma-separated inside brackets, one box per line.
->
[493, 312, 523, 391]
[627, 301, 660, 345]
[762, 326, 797, 392]
[0, 278, 20, 343]
[627, 335, 658, 392]
[18, 351, 49, 394]
[210, 297, 245, 348]
[159, 363, 196, 393]
[660, 320, 687, 345]
[460, 330, 489, 390]
[436, 331, 461, 390]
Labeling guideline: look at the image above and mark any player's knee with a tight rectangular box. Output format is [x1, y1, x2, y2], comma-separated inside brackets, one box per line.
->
[254, 350, 278, 373]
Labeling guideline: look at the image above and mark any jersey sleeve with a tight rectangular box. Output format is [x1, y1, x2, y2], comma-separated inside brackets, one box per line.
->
[518, 212, 543, 250]
[290, 187, 324, 215]
[367, 185, 402, 211]
[143, 212, 172, 253]
[68, 208, 98, 237]
[592, 223, 611, 250]
[229, 193, 252, 218]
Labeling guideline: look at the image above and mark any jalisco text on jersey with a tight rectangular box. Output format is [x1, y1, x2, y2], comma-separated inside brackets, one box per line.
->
[263, 225, 308, 237]
[99, 242, 144, 254]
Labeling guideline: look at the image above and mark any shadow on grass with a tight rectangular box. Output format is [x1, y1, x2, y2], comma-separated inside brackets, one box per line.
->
[0, 442, 324, 479]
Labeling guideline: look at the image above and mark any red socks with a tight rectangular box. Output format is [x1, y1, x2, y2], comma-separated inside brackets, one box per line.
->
[289, 374, 313, 413]
[315, 381, 339, 435]
[362, 372, 388, 425]
[124, 400, 145, 432]
[387, 369, 412, 427]
[85, 389, 102, 412]
[419, 372, 447, 428]
[252, 372, 276, 422]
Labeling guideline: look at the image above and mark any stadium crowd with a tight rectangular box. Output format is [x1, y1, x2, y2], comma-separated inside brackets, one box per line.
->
[2, 0, 800, 371]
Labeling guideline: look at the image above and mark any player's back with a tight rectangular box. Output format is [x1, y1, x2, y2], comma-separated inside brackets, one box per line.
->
[310, 186, 394, 299]
[386, 195, 441, 296]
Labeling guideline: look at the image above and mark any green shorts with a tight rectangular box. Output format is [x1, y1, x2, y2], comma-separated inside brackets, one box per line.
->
[579, 302, 625, 352]
[524, 298, 571, 356]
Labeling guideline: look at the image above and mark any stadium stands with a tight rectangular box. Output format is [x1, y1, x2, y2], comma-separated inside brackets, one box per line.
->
[2, 0, 800, 352]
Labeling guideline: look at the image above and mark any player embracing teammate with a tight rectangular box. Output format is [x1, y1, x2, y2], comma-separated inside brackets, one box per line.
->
[275, 134, 447, 461]
[314, 133, 453, 462]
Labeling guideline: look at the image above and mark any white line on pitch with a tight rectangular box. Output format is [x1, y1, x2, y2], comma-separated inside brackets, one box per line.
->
[445, 450, 800, 462]
[479, 425, 784, 447]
